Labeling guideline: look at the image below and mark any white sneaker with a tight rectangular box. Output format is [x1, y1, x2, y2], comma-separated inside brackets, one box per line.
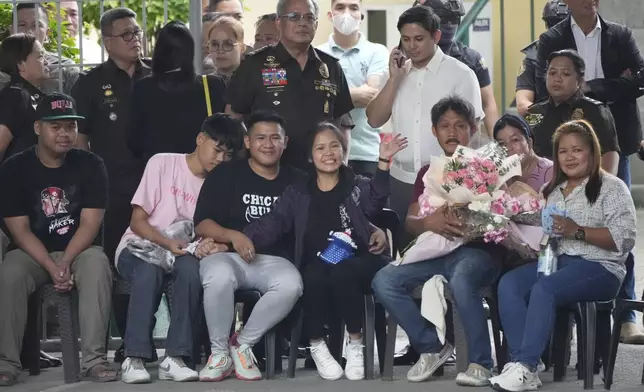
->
[490, 362, 542, 392]
[344, 340, 365, 381]
[199, 353, 234, 382]
[536, 360, 546, 373]
[310, 341, 343, 380]
[230, 343, 262, 381]
[456, 363, 493, 386]
[407, 343, 453, 382]
[158, 356, 198, 382]
[121, 357, 151, 384]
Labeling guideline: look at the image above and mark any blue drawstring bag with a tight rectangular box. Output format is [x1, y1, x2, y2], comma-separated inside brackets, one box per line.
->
[318, 230, 358, 265]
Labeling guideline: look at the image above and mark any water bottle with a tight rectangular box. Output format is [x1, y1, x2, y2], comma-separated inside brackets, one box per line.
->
[537, 235, 558, 278]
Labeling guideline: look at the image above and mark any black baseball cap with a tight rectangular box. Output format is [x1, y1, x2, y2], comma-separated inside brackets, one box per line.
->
[35, 93, 85, 122]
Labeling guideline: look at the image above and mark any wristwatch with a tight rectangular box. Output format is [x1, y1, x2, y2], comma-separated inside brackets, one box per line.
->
[574, 227, 586, 241]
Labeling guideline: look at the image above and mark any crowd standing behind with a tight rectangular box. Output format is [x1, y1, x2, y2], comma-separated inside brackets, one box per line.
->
[0, 0, 642, 389]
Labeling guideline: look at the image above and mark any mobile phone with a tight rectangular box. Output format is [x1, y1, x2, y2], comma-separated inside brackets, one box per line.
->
[395, 40, 406, 68]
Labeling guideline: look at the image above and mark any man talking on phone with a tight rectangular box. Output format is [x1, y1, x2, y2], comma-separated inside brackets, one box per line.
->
[366, 5, 482, 249]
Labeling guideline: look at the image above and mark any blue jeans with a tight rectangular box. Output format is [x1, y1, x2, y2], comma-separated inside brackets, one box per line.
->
[117, 249, 202, 359]
[372, 245, 501, 369]
[617, 153, 637, 323]
[498, 256, 622, 367]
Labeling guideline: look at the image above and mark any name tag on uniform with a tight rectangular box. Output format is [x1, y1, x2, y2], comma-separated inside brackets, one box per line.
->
[262, 68, 288, 86]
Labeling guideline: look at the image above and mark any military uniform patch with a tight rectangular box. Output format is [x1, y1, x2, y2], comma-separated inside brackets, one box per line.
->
[479, 57, 488, 70]
[525, 113, 543, 127]
[571, 108, 584, 120]
[319, 63, 329, 79]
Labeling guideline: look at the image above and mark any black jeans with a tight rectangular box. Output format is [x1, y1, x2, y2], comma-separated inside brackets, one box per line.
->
[117, 249, 202, 360]
[301, 253, 389, 340]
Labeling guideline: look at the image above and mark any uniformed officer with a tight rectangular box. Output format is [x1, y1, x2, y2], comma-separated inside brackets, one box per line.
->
[0, 34, 49, 163]
[225, 0, 354, 171]
[515, 0, 569, 116]
[525, 49, 619, 174]
[70, 7, 151, 359]
[413, 0, 498, 135]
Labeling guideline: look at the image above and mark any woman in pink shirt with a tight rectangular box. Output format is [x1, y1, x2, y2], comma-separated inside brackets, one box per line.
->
[493, 114, 553, 193]
[116, 114, 245, 384]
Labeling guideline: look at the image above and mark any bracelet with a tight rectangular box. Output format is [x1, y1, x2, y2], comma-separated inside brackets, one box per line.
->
[378, 157, 390, 163]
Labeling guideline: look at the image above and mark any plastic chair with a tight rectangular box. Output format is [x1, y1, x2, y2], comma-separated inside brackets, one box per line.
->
[550, 300, 614, 390]
[604, 299, 644, 390]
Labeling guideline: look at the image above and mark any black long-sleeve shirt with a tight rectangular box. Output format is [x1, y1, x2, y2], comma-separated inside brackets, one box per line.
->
[127, 74, 227, 163]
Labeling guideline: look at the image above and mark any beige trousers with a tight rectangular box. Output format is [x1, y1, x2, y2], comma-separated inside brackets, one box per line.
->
[0, 246, 113, 375]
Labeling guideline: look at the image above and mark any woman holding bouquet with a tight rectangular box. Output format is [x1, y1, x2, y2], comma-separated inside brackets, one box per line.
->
[493, 114, 553, 193]
[491, 120, 636, 392]
[243, 123, 407, 381]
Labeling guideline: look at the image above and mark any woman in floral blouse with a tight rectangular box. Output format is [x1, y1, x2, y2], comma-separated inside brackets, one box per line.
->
[491, 120, 637, 392]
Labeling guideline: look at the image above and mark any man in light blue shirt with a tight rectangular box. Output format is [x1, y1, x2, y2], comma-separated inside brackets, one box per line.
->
[317, 0, 389, 177]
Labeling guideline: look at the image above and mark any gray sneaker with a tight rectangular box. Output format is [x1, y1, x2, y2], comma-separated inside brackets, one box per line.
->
[456, 363, 493, 386]
[407, 343, 453, 382]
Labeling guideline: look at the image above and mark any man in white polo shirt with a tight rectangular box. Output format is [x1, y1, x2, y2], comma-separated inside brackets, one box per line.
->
[366, 5, 482, 246]
[317, 0, 389, 177]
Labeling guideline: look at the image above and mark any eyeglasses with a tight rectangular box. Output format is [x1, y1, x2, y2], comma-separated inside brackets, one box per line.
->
[279, 12, 317, 24]
[107, 29, 143, 42]
[209, 39, 239, 53]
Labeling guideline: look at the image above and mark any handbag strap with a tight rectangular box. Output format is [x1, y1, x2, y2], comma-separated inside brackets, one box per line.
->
[202, 75, 212, 116]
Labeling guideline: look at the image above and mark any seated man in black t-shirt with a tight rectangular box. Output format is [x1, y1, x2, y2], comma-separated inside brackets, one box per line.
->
[0, 93, 116, 386]
[194, 110, 305, 382]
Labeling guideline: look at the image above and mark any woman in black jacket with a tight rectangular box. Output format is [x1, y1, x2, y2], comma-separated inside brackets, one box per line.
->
[127, 21, 227, 163]
[244, 123, 407, 381]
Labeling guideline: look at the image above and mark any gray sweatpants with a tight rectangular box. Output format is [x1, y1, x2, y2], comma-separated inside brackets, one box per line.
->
[199, 252, 303, 354]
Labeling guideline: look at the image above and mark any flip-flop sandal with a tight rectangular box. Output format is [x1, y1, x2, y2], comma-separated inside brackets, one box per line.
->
[80, 363, 119, 383]
[0, 371, 18, 387]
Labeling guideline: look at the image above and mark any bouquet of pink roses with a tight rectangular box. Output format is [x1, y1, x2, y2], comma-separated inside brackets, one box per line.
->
[394, 142, 538, 266]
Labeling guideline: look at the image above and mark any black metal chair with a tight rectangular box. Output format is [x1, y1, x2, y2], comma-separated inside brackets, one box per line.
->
[604, 299, 644, 390]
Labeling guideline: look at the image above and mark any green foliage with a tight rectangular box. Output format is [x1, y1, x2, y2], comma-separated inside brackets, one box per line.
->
[82, 0, 190, 54]
[0, 2, 79, 62]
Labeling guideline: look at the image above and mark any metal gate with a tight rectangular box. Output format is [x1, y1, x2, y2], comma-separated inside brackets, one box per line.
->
[6, 0, 204, 93]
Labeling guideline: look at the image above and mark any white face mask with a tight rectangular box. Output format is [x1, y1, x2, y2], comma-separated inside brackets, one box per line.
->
[332, 12, 361, 36]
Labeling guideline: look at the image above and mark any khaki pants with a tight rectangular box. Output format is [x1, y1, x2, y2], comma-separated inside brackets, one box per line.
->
[0, 246, 113, 375]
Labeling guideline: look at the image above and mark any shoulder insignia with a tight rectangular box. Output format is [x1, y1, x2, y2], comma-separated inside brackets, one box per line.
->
[479, 57, 488, 70]
[525, 113, 544, 127]
[518, 62, 526, 76]
[571, 108, 584, 120]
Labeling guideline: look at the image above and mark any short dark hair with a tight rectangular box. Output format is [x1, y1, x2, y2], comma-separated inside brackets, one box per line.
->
[0, 33, 38, 75]
[255, 13, 277, 29]
[397, 5, 441, 35]
[203, 12, 224, 23]
[493, 113, 532, 141]
[547, 49, 586, 80]
[15, 3, 49, 26]
[152, 21, 195, 90]
[431, 95, 477, 130]
[100, 7, 137, 36]
[201, 113, 245, 152]
[208, 0, 243, 13]
[246, 110, 286, 135]
[308, 122, 348, 158]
